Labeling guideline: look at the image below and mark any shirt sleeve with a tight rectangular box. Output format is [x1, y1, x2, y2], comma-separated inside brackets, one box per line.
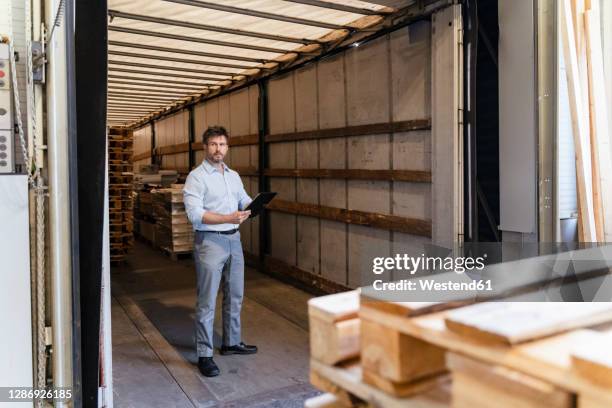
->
[183, 172, 206, 225]
[236, 174, 253, 211]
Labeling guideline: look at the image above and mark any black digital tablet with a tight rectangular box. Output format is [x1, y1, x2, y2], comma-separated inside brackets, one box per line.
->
[244, 192, 277, 218]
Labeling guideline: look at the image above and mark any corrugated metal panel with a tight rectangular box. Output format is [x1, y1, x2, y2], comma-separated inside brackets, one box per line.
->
[0, 0, 27, 167]
[107, 0, 413, 127]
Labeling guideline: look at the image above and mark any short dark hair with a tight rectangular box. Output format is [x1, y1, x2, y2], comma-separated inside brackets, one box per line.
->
[202, 126, 229, 144]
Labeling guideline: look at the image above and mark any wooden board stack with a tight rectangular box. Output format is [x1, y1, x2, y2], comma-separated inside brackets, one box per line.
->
[133, 190, 156, 244]
[151, 185, 193, 258]
[108, 129, 134, 264]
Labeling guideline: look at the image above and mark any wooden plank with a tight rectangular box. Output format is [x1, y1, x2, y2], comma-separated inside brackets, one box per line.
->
[447, 353, 573, 408]
[560, 0, 597, 241]
[571, 331, 612, 388]
[585, 7, 612, 242]
[579, 395, 611, 408]
[231, 166, 259, 177]
[264, 168, 431, 183]
[133, 151, 152, 161]
[444, 302, 612, 345]
[266, 199, 431, 237]
[359, 298, 453, 318]
[310, 359, 451, 408]
[361, 317, 446, 385]
[310, 366, 365, 407]
[361, 369, 448, 399]
[265, 120, 431, 143]
[155, 142, 190, 156]
[308, 290, 360, 323]
[190, 133, 259, 151]
[245, 254, 350, 294]
[304, 393, 357, 408]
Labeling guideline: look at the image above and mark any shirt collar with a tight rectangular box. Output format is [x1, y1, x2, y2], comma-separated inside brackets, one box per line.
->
[201, 159, 229, 174]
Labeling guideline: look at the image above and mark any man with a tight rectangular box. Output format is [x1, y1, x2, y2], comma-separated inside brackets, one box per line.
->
[183, 125, 257, 378]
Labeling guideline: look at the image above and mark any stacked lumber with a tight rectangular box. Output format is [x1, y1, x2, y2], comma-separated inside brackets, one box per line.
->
[108, 130, 134, 264]
[133, 189, 156, 244]
[356, 296, 612, 408]
[306, 291, 451, 408]
[151, 185, 193, 257]
[560, 0, 612, 242]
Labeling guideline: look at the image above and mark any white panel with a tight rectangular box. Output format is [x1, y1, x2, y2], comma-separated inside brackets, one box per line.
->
[0, 175, 33, 405]
[345, 36, 390, 126]
[431, 5, 463, 247]
[557, 54, 577, 220]
[498, 0, 537, 233]
[391, 21, 431, 121]
[0, 2, 27, 168]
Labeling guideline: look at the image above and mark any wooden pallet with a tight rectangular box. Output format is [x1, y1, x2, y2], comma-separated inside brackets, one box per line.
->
[160, 246, 192, 261]
[359, 298, 612, 407]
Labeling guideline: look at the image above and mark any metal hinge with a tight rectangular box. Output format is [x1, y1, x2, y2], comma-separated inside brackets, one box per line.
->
[45, 326, 52, 346]
[32, 24, 47, 84]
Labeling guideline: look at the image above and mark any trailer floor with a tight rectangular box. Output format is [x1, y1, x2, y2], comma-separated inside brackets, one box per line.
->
[111, 241, 320, 408]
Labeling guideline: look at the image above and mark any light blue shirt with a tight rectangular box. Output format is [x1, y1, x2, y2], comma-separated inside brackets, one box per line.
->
[183, 160, 252, 231]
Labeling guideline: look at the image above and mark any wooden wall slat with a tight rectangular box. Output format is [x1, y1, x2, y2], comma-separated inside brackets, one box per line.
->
[264, 168, 431, 182]
[244, 252, 350, 294]
[265, 119, 431, 143]
[267, 199, 432, 237]
[155, 142, 190, 156]
[133, 151, 152, 161]
[190, 134, 259, 150]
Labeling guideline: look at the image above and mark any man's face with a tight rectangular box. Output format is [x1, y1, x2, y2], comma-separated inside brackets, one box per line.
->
[205, 135, 228, 164]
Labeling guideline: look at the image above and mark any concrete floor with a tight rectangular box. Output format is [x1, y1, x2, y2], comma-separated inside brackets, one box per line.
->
[111, 241, 320, 407]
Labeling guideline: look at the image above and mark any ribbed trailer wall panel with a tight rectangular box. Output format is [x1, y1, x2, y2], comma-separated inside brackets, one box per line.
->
[265, 20, 432, 288]
[126, 11, 462, 291]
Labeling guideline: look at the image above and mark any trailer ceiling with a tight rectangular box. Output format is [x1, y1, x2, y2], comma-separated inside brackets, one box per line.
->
[106, 0, 416, 127]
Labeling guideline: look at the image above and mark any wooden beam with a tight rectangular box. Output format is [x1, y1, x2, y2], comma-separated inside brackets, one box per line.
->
[266, 199, 432, 237]
[231, 166, 259, 177]
[155, 142, 191, 156]
[244, 252, 350, 294]
[264, 119, 431, 143]
[191, 133, 259, 149]
[133, 151, 152, 161]
[560, 0, 597, 241]
[264, 168, 431, 183]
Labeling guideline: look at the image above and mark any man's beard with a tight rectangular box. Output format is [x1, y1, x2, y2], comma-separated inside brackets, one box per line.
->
[208, 153, 224, 163]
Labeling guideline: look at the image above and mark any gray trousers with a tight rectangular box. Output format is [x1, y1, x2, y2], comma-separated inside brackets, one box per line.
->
[194, 230, 244, 357]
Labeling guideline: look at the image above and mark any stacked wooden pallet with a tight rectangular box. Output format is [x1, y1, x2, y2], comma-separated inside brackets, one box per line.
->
[108, 130, 134, 264]
[151, 185, 193, 259]
[306, 289, 612, 407]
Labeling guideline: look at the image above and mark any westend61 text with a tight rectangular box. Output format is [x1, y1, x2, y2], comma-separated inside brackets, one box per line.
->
[373, 279, 493, 292]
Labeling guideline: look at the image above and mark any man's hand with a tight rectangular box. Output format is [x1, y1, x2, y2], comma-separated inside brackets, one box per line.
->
[226, 210, 251, 224]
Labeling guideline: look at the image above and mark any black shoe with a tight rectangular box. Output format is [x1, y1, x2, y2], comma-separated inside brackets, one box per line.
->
[220, 342, 258, 355]
[198, 357, 220, 377]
